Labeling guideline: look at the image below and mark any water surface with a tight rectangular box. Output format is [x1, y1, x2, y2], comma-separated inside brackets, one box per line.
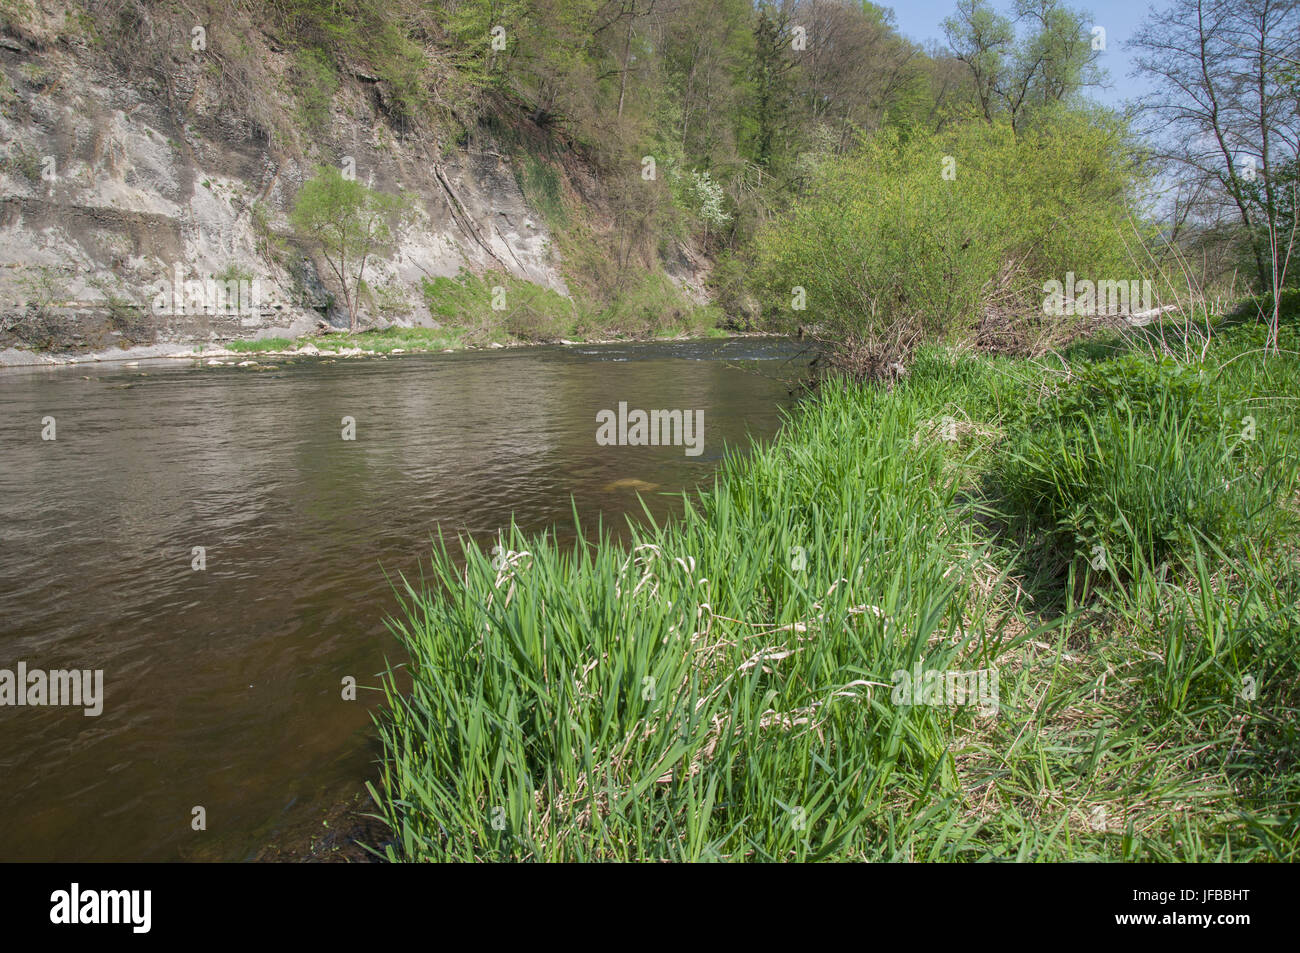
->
[0, 338, 803, 860]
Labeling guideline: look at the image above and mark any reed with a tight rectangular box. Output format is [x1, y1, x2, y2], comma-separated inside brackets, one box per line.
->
[369, 321, 1299, 861]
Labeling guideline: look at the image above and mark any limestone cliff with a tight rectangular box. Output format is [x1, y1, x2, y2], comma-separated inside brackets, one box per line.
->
[0, 2, 586, 356]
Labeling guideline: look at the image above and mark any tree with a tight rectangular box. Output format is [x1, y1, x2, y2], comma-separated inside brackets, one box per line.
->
[791, 1, 924, 150]
[751, 111, 1143, 376]
[1132, 0, 1300, 346]
[943, 0, 1015, 123]
[659, 0, 751, 163]
[290, 166, 408, 332]
[944, 0, 1102, 131]
[750, 1, 799, 168]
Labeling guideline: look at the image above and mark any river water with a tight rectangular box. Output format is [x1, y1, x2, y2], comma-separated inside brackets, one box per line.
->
[0, 338, 803, 861]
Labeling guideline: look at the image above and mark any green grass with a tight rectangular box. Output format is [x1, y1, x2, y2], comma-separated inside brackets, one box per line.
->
[227, 271, 730, 354]
[422, 270, 578, 343]
[514, 153, 567, 228]
[226, 328, 471, 355]
[368, 320, 1300, 861]
[228, 337, 294, 353]
[313, 327, 469, 353]
[996, 352, 1295, 595]
[420, 268, 721, 344]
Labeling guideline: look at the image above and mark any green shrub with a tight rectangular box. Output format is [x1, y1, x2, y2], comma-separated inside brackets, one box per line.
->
[213, 263, 255, 284]
[997, 355, 1279, 584]
[420, 265, 714, 342]
[1046, 355, 1221, 436]
[228, 336, 293, 353]
[751, 110, 1151, 373]
[0, 146, 44, 183]
[292, 48, 338, 133]
[514, 153, 566, 227]
[422, 269, 576, 341]
[600, 271, 701, 336]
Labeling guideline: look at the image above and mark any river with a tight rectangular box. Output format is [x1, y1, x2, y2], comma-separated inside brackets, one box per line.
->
[0, 337, 804, 861]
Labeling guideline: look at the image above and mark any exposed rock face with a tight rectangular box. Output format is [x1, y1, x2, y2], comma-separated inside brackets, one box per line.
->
[0, 6, 568, 353]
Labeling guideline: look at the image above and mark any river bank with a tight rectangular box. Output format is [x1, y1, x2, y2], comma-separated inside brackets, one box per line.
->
[0, 326, 761, 370]
[369, 319, 1300, 862]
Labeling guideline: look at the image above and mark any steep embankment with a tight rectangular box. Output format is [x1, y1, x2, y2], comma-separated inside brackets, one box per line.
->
[0, 3, 707, 364]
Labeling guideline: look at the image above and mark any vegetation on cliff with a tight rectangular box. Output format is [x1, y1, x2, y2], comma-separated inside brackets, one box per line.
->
[3, 0, 1293, 354]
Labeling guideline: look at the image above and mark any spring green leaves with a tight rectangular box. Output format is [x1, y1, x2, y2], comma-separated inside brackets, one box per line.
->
[290, 166, 410, 332]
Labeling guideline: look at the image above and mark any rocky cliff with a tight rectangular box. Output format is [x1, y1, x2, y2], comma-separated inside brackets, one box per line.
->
[0, 2, 596, 358]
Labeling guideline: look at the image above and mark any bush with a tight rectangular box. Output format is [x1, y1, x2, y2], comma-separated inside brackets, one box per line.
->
[750, 110, 1150, 376]
[514, 153, 567, 227]
[292, 48, 338, 133]
[1046, 355, 1221, 436]
[422, 269, 576, 341]
[600, 271, 701, 336]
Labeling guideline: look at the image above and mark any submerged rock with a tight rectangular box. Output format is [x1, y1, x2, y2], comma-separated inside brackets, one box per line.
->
[602, 478, 661, 492]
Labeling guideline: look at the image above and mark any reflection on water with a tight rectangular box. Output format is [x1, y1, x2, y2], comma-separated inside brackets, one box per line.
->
[0, 338, 803, 861]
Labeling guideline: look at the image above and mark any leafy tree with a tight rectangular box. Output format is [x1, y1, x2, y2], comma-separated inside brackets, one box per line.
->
[943, 0, 1015, 122]
[751, 110, 1146, 375]
[944, 0, 1102, 131]
[750, 1, 799, 169]
[289, 165, 408, 332]
[659, 0, 752, 164]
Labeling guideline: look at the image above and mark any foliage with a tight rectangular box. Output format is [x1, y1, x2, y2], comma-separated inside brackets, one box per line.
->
[996, 352, 1297, 588]
[942, 0, 1103, 130]
[420, 266, 713, 343]
[292, 47, 338, 133]
[370, 332, 1300, 861]
[289, 165, 408, 331]
[751, 111, 1149, 373]
[423, 269, 574, 342]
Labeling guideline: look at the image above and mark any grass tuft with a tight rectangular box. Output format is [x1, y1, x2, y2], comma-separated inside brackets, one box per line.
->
[369, 332, 1300, 861]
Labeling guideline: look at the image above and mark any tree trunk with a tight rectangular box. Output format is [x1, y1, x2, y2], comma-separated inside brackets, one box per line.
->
[617, 4, 634, 120]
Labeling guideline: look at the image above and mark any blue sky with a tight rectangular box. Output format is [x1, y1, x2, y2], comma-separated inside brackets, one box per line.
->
[883, 0, 1161, 109]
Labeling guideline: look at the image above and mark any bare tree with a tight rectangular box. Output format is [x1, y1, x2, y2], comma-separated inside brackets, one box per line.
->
[1132, 0, 1300, 347]
[792, 0, 923, 148]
